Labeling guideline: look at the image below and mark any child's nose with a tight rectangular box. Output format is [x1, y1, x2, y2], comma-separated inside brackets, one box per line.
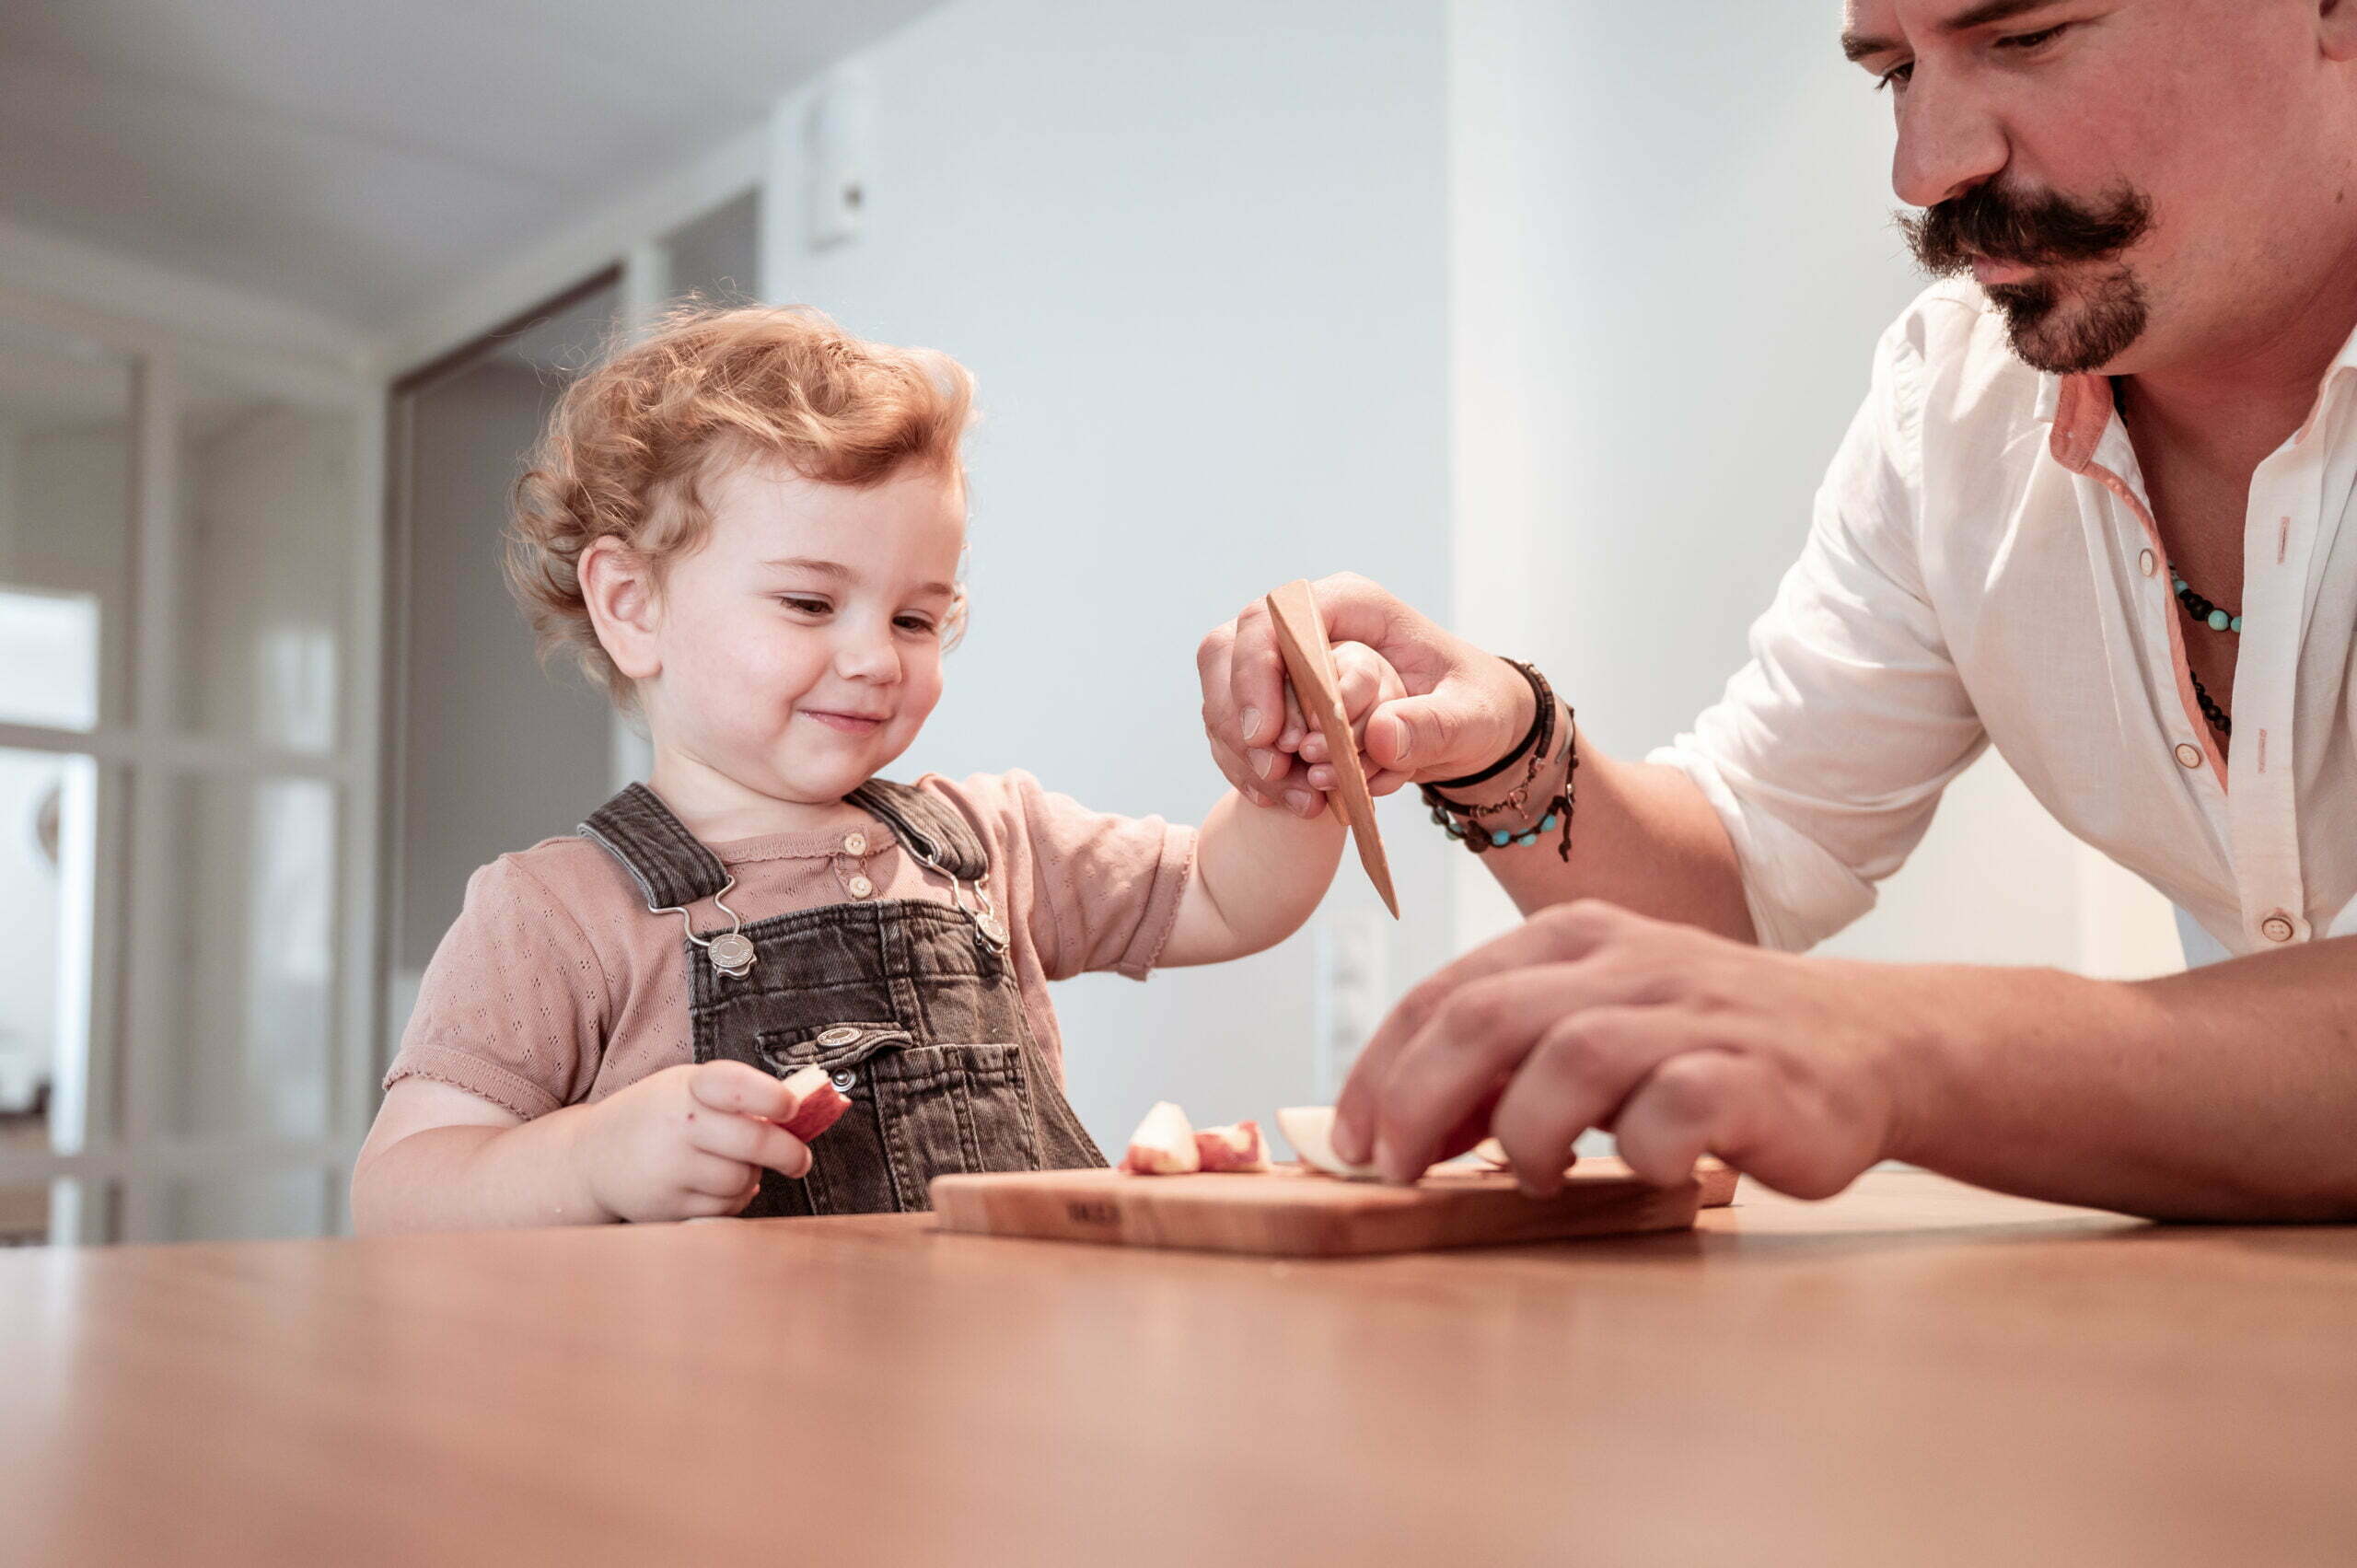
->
[833, 622, 901, 682]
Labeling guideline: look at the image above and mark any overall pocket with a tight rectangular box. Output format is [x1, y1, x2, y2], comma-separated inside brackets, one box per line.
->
[754, 1023, 1046, 1211]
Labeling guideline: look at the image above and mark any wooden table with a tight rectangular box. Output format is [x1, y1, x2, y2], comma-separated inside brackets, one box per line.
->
[2, 1171, 2351, 1567]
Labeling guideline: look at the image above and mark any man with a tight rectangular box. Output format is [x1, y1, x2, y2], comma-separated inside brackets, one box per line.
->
[1197, 0, 2357, 1220]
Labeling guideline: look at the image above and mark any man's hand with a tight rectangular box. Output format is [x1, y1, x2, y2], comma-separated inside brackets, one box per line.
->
[567, 1061, 817, 1223]
[1197, 573, 1535, 816]
[1331, 900, 1933, 1199]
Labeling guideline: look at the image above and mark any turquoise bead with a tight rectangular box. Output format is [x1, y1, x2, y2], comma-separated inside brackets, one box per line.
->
[1540, 813, 1559, 831]
[2229, 616, 2243, 633]
[1491, 828, 1512, 846]
[2208, 609, 2230, 632]
[1515, 832, 1538, 846]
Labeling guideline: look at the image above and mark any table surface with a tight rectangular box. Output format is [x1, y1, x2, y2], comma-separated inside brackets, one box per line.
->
[2, 1170, 2351, 1568]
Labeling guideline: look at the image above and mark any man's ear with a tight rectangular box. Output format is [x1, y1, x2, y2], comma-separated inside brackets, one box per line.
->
[579, 537, 663, 682]
[2323, 0, 2357, 63]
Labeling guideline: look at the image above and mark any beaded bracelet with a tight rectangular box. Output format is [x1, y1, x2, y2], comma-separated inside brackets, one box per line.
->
[1419, 663, 1578, 861]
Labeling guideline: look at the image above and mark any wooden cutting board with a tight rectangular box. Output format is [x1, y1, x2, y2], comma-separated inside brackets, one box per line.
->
[930, 1159, 1738, 1258]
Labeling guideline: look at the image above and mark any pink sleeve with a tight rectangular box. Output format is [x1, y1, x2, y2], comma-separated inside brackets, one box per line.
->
[381, 855, 611, 1119]
[942, 772, 1197, 982]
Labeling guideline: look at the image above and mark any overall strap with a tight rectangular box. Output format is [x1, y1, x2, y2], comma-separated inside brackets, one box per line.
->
[847, 778, 991, 881]
[578, 783, 732, 912]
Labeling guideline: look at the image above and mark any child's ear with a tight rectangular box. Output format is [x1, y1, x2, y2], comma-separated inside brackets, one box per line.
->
[579, 537, 663, 681]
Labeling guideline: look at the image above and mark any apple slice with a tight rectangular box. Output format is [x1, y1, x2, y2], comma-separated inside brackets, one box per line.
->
[1469, 1136, 1509, 1169]
[1194, 1120, 1270, 1173]
[1274, 1106, 1383, 1181]
[776, 1064, 852, 1144]
[1120, 1101, 1202, 1175]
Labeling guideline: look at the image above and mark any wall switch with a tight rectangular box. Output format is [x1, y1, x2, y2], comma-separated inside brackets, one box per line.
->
[1312, 907, 1390, 1101]
[805, 69, 873, 250]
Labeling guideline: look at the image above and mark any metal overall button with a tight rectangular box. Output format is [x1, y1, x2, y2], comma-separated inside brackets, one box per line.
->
[812, 1026, 864, 1049]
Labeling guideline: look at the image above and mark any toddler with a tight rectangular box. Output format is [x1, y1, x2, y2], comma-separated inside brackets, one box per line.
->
[352, 305, 1395, 1229]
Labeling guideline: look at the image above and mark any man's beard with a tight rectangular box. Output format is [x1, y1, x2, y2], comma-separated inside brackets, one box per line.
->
[1899, 181, 2156, 374]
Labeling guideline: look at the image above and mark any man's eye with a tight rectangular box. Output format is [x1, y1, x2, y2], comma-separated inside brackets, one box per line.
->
[1875, 61, 1914, 92]
[1996, 23, 2069, 52]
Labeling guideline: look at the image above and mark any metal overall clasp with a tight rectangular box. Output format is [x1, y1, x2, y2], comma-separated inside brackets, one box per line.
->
[644, 875, 756, 979]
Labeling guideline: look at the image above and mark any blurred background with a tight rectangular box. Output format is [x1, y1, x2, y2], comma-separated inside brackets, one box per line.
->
[0, 0, 2180, 1245]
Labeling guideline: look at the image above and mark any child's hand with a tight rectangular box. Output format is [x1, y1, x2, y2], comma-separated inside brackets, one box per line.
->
[566, 1061, 816, 1223]
[1267, 641, 1410, 814]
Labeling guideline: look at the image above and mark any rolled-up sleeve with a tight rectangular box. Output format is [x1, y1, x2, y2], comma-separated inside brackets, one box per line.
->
[1649, 318, 1987, 952]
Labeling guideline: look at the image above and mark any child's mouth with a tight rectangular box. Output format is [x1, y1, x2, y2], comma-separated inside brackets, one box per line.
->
[801, 708, 889, 735]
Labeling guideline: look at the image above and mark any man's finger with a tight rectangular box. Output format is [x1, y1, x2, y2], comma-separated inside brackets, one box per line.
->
[1608, 1051, 1762, 1189]
[1206, 733, 1277, 806]
[687, 1059, 799, 1119]
[1332, 903, 1635, 1164]
[1225, 600, 1287, 753]
[1490, 1010, 1694, 1196]
[1365, 961, 1631, 1182]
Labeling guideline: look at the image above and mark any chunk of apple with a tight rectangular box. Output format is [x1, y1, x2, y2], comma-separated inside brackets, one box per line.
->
[1274, 1106, 1384, 1181]
[1193, 1120, 1270, 1173]
[1120, 1100, 1202, 1174]
[776, 1063, 852, 1144]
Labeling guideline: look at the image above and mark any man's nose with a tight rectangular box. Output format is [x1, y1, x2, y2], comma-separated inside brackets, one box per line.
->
[1890, 67, 2009, 211]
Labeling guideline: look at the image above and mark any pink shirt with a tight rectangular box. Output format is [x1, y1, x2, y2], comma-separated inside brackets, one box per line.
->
[385, 772, 1196, 1119]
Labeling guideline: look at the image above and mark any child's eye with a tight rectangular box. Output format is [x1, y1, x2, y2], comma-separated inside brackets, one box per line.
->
[779, 596, 831, 616]
[894, 615, 939, 635]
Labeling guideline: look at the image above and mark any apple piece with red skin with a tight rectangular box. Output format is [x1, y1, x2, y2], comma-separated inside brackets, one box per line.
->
[776, 1064, 852, 1144]
[1193, 1120, 1270, 1173]
[1120, 1100, 1202, 1175]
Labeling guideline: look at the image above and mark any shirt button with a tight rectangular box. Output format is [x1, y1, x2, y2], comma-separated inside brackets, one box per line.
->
[847, 875, 875, 899]
[2260, 912, 2296, 944]
[842, 831, 867, 856]
[2174, 742, 2204, 770]
[2138, 548, 2157, 577]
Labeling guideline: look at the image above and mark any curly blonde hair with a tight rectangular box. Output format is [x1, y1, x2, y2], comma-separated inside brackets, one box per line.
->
[507, 302, 975, 704]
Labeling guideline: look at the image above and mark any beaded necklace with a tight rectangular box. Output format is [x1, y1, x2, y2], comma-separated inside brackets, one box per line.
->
[2174, 572, 2239, 738]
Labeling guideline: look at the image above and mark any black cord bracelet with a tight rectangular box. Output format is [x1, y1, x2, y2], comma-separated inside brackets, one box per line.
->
[1429, 660, 1550, 792]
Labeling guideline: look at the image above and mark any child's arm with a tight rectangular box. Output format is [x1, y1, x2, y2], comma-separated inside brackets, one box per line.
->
[350, 1063, 815, 1234]
[1160, 643, 1404, 966]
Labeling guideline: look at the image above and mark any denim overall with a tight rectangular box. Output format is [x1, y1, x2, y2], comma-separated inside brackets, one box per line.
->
[579, 780, 1104, 1216]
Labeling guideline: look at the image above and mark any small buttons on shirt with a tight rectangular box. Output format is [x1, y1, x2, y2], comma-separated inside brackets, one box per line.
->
[2138, 549, 2157, 577]
[831, 1069, 858, 1093]
[847, 875, 876, 899]
[842, 831, 867, 856]
[813, 1026, 863, 1049]
[2260, 912, 2296, 944]
[2174, 742, 2204, 770]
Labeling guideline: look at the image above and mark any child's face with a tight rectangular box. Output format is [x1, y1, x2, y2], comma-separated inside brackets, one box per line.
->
[640, 459, 965, 807]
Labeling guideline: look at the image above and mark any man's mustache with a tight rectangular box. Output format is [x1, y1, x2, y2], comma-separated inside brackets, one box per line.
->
[1901, 180, 2154, 274]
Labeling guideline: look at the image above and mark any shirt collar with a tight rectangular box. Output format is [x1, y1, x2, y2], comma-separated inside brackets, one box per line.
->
[2039, 315, 2357, 470]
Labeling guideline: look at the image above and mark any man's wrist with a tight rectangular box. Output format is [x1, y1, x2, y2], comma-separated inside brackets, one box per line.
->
[1432, 656, 1542, 798]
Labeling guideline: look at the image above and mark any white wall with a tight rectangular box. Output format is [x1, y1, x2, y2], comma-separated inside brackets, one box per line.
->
[1447, 0, 2180, 976]
[764, 0, 1457, 1148]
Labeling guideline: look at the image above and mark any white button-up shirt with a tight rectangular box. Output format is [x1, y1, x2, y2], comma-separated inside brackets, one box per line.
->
[1655, 281, 2357, 960]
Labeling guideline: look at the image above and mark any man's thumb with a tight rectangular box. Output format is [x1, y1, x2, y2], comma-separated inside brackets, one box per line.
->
[1366, 694, 1461, 773]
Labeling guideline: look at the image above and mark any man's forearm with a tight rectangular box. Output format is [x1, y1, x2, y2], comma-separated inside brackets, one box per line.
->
[1460, 732, 1757, 943]
[1892, 938, 2357, 1220]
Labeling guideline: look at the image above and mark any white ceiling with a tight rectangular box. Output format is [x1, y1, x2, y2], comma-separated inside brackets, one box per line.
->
[0, 0, 944, 335]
